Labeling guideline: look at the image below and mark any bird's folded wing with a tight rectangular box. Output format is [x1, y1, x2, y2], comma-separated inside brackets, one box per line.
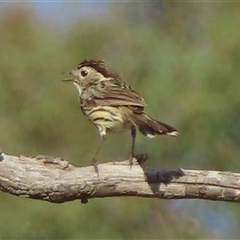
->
[92, 86, 147, 108]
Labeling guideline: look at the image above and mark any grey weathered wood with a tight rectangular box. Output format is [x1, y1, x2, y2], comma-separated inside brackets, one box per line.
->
[0, 152, 239, 203]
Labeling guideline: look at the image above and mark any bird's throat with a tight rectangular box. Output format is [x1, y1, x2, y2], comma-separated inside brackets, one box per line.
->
[73, 82, 83, 96]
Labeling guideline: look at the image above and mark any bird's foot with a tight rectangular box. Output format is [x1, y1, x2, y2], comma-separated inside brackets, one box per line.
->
[130, 153, 148, 167]
[91, 158, 99, 176]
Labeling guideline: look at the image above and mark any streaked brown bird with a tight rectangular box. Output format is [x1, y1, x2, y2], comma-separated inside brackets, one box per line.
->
[63, 59, 179, 170]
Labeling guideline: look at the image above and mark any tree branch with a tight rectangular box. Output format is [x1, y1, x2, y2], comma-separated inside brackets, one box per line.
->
[0, 152, 239, 204]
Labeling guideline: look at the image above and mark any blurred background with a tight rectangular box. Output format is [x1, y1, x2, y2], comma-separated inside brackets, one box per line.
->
[0, 1, 240, 239]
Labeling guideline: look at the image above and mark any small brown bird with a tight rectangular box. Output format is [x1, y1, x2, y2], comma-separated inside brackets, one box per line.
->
[63, 60, 179, 169]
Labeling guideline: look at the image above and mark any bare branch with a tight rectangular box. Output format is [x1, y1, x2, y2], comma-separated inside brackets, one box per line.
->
[0, 152, 239, 204]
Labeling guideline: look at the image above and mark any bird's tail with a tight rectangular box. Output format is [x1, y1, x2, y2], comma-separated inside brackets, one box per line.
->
[131, 113, 179, 138]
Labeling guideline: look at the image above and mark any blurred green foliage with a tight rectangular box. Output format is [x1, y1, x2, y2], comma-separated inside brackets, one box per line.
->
[1, 2, 240, 239]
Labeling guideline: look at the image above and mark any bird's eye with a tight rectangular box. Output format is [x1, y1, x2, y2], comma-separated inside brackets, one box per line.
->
[81, 70, 88, 77]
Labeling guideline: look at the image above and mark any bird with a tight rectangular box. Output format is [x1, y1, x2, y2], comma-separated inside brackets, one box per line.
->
[63, 59, 179, 171]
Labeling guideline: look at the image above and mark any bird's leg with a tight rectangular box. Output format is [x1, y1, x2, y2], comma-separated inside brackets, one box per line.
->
[130, 126, 136, 166]
[130, 126, 148, 166]
[91, 135, 106, 175]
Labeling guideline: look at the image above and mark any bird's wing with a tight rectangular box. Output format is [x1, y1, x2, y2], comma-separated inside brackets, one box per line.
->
[81, 80, 147, 114]
[93, 85, 147, 108]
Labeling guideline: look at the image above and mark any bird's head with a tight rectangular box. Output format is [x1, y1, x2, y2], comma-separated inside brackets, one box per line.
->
[63, 59, 119, 95]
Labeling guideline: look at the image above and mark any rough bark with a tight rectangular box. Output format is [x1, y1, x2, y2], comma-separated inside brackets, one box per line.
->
[0, 152, 239, 204]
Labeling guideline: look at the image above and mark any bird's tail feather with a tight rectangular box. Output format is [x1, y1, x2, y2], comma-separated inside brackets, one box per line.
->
[131, 113, 179, 138]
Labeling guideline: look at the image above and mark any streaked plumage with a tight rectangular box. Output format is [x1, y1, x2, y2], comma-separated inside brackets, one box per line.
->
[63, 59, 179, 165]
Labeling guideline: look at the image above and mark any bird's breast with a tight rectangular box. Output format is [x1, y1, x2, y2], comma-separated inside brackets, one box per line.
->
[84, 106, 133, 133]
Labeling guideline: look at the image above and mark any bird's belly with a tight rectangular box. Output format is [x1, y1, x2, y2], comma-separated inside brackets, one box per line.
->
[85, 106, 133, 133]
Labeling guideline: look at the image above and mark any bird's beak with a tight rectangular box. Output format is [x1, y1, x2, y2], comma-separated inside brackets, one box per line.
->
[62, 71, 74, 82]
[62, 78, 74, 82]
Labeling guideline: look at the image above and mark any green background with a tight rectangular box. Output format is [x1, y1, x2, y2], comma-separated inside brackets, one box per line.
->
[0, 2, 240, 239]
